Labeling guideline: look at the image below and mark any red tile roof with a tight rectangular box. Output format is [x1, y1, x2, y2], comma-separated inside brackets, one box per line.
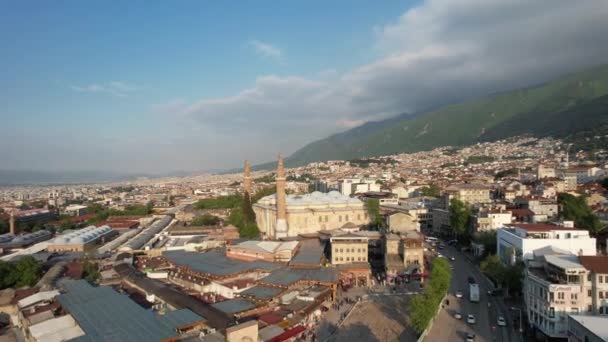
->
[579, 256, 608, 274]
[268, 325, 306, 342]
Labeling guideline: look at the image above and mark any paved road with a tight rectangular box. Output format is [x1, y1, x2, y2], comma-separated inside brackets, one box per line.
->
[424, 244, 521, 342]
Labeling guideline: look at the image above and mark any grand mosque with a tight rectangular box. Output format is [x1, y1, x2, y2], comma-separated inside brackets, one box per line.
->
[247, 156, 369, 239]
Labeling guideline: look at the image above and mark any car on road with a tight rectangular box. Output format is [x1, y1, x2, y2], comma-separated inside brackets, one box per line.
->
[454, 312, 462, 319]
[467, 276, 476, 284]
[465, 333, 476, 342]
[437, 253, 444, 258]
[438, 244, 445, 249]
[497, 316, 507, 326]
[449, 256, 456, 261]
[467, 314, 476, 324]
[455, 291, 463, 298]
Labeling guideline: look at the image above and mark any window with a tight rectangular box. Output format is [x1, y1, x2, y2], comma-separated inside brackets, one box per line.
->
[549, 307, 555, 318]
[339, 215, 342, 222]
[549, 292, 554, 302]
[588, 305, 593, 313]
[345, 215, 349, 221]
[600, 275, 605, 284]
[588, 289, 593, 297]
[357, 214, 361, 220]
[340, 248, 343, 253]
[571, 293, 578, 300]
[558, 292, 565, 300]
[600, 291, 604, 299]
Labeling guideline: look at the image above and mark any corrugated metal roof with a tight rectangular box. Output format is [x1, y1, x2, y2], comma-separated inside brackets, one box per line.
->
[241, 285, 283, 300]
[211, 298, 256, 314]
[57, 279, 202, 342]
[290, 239, 324, 266]
[164, 250, 280, 276]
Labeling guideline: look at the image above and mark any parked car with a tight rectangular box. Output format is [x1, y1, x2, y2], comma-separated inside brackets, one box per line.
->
[467, 314, 476, 324]
[455, 291, 463, 298]
[465, 333, 476, 342]
[454, 312, 462, 319]
[449, 256, 456, 261]
[497, 316, 507, 326]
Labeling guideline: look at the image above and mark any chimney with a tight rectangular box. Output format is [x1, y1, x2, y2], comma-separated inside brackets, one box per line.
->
[9, 210, 15, 235]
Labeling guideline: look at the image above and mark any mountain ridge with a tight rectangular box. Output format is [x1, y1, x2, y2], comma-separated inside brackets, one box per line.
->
[248, 64, 608, 170]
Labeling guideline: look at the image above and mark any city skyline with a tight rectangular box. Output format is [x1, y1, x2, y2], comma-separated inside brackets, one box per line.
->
[2, 0, 608, 174]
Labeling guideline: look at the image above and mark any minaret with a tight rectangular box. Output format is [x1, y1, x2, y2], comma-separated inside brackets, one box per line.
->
[275, 154, 288, 238]
[9, 210, 15, 235]
[243, 160, 252, 195]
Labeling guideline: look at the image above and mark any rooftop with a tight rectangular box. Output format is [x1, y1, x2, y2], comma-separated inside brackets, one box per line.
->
[569, 315, 608, 341]
[57, 279, 202, 342]
[256, 191, 363, 207]
[579, 256, 608, 274]
[164, 250, 281, 276]
[211, 298, 256, 314]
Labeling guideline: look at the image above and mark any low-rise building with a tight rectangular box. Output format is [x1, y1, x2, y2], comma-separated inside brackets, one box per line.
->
[226, 240, 299, 263]
[330, 233, 368, 265]
[497, 223, 596, 264]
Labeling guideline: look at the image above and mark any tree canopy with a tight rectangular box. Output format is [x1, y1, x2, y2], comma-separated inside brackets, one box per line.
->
[191, 213, 220, 226]
[409, 258, 452, 335]
[420, 184, 441, 198]
[0, 256, 43, 289]
[558, 193, 604, 236]
[449, 198, 472, 240]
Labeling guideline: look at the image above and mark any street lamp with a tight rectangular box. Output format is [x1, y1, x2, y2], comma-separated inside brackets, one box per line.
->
[510, 307, 523, 334]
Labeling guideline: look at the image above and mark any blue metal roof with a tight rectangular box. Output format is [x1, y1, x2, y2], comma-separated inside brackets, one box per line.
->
[211, 298, 256, 314]
[163, 250, 281, 276]
[290, 239, 324, 266]
[240, 285, 283, 300]
[58, 280, 202, 342]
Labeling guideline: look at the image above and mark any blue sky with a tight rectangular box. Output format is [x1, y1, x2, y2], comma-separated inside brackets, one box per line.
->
[2, 0, 608, 173]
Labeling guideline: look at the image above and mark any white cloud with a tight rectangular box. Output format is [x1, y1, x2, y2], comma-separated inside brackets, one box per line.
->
[249, 40, 284, 63]
[181, 0, 608, 165]
[71, 81, 137, 97]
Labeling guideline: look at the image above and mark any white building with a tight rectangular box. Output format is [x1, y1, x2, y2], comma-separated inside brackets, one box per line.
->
[497, 223, 596, 264]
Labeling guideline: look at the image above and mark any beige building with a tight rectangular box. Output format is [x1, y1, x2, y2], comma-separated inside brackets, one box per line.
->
[254, 191, 368, 239]
[444, 183, 491, 206]
[403, 231, 425, 274]
[330, 233, 368, 265]
[386, 212, 420, 233]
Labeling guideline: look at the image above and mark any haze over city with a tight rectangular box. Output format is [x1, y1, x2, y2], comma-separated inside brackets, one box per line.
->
[2, 0, 608, 175]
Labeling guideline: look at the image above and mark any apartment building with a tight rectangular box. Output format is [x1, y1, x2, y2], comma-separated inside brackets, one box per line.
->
[444, 183, 491, 206]
[474, 208, 512, 232]
[330, 233, 369, 265]
[496, 223, 596, 264]
[524, 253, 608, 339]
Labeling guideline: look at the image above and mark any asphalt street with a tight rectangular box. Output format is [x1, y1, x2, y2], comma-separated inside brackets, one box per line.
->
[424, 244, 522, 342]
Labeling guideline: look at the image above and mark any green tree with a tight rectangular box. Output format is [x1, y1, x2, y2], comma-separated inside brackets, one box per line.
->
[14, 256, 43, 288]
[472, 230, 497, 255]
[83, 261, 100, 283]
[409, 258, 452, 335]
[558, 193, 604, 236]
[191, 214, 220, 226]
[420, 184, 440, 198]
[241, 192, 256, 223]
[449, 198, 472, 240]
[365, 199, 384, 228]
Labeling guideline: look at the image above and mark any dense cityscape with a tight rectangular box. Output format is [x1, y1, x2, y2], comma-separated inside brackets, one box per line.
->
[3, 1, 608, 342]
[0, 135, 607, 341]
